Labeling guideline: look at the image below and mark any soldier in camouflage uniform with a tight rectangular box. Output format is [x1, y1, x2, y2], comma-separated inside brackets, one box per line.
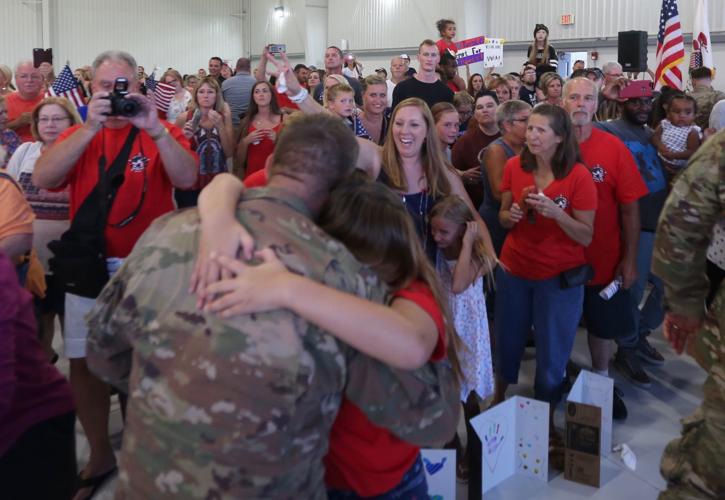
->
[85, 113, 460, 499]
[688, 67, 725, 131]
[653, 129, 725, 499]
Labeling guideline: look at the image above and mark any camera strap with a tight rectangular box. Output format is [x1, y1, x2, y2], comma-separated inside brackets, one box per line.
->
[65, 126, 139, 241]
[98, 126, 140, 232]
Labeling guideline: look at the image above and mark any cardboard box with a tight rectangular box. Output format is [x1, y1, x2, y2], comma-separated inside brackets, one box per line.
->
[565, 401, 602, 487]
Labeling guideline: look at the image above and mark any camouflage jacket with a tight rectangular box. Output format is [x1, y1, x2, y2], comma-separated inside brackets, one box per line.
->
[86, 187, 460, 500]
[652, 131, 725, 376]
[689, 86, 725, 130]
[653, 130, 725, 319]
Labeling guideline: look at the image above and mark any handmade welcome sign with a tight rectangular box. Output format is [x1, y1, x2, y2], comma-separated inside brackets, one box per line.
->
[471, 395, 549, 494]
[455, 36, 485, 66]
[420, 449, 456, 499]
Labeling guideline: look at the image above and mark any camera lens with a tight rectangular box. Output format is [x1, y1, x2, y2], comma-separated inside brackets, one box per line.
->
[120, 99, 139, 117]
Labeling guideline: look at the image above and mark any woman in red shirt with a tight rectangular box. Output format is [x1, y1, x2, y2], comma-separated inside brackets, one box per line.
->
[236, 81, 283, 180]
[494, 104, 596, 462]
[203, 174, 461, 499]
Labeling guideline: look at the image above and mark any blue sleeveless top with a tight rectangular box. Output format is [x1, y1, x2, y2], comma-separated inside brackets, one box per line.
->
[479, 137, 516, 255]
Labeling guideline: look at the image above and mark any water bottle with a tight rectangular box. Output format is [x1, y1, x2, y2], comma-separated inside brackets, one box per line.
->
[599, 277, 623, 300]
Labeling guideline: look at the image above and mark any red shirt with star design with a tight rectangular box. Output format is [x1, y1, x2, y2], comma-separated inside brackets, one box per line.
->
[500, 156, 597, 280]
[580, 128, 648, 285]
[55, 122, 197, 257]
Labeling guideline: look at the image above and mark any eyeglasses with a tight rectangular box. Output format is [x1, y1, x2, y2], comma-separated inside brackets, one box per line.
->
[17, 74, 42, 81]
[37, 116, 71, 124]
[510, 117, 529, 123]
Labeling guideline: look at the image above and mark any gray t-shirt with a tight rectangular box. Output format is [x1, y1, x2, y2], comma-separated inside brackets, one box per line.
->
[313, 74, 363, 106]
[222, 73, 257, 126]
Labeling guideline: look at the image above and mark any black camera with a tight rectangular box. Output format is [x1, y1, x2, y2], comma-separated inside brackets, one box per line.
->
[107, 78, 140, 117]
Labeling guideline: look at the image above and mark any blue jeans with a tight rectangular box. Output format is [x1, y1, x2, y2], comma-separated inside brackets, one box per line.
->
[327, 455, 428, 500]
[617, 231, 664, 349]
[494, 268, 584, 405]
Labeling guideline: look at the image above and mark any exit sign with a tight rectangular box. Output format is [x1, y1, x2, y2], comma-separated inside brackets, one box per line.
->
[560, 14, 575, 25]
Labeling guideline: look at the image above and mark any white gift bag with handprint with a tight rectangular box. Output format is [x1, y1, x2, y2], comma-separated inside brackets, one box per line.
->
[420, 449, 456, 500]
[471, 395, 549, 494]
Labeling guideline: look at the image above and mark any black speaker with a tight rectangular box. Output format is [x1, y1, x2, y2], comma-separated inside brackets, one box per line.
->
[618, 31, 648, 72]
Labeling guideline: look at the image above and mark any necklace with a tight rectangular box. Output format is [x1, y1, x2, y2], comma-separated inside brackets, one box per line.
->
[401, 190, 430, 252]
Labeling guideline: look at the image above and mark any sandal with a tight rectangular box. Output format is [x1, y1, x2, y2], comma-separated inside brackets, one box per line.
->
[74, 466, 118, 499]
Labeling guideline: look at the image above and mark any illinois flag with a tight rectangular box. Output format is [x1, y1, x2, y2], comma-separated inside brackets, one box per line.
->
[690, 0, 713, 70]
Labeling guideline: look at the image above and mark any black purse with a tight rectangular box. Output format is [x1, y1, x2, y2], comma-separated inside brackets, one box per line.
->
[48, 128, 139, 298]
[559, 264, 594, 289]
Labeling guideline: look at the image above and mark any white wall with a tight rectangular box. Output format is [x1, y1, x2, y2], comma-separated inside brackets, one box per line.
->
[4, 0, 725, 88]
[2, 0, 245, 78]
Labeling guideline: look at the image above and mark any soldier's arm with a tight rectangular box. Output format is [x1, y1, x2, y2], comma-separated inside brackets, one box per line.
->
[653, 142, 723, 319]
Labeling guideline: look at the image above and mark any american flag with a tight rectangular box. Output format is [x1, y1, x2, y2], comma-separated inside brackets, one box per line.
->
[145, 72, 175, 113]
[45, 64, 85, 109]
[654, 0, 685, 90]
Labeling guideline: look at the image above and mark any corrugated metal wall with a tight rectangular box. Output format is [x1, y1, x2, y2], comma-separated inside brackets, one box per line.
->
[3, 0, 725, 79]
[490, 0, 725, 42]
[327, 0, 466, 51]
[1, 0, 43, 69]
[249, 0, 307, 56]
[2, 0, 245, 77]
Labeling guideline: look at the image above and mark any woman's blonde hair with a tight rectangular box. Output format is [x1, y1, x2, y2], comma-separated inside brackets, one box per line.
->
[382, 98, 452, 199]
[192, 75, 226, 113]
[161, 69, 183, 86]
[318, 171, 465, 383]
[30, 97, 82, 141]
[0, 64, 14, 89]
[430, 195, 497, 283]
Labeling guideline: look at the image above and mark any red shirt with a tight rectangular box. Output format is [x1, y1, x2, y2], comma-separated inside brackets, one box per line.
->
[275, 92, 300, 111]
[324, 281, 446, 496]
[580, 128, 648, 285]
[243, 168, 268, 187]
[500, 157, 597, 280]
[244, 122, 282, 179]
[436, 39, 458, 57]
[6, 91, 44, 143]
[56, 122, 197, 258]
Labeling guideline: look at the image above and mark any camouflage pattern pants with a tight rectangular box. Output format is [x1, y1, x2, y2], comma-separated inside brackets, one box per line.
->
[659, 295, 725, 499]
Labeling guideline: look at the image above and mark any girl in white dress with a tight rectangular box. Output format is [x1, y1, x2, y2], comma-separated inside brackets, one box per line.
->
[431, 195, 496, 481]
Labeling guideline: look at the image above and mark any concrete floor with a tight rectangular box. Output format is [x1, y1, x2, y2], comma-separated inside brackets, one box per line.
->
[59, 326, 705, 500]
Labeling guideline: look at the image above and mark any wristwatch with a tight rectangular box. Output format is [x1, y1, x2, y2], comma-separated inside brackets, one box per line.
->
[150, 126, 169, 141]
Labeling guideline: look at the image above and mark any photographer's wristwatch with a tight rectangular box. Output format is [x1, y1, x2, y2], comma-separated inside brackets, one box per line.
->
[150, 126, 168, 142]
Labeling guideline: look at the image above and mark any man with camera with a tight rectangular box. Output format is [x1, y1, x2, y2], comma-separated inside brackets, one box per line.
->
[33, 50, 197, 500]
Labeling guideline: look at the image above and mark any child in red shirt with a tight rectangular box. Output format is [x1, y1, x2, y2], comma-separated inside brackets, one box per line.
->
[203, 174, 461, 498]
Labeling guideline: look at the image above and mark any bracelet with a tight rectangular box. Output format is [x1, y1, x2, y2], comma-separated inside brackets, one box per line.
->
[149, 126, 169, 141]
[289, 87, 309, 104]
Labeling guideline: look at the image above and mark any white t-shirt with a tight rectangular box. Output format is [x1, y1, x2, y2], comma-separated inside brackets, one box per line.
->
[166, 90, 192, 123]
[386, 80, 396, 108]
[6, 141, 70, 270]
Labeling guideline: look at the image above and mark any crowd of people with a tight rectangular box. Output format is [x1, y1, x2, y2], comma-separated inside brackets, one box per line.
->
[1, 15, 724, 500]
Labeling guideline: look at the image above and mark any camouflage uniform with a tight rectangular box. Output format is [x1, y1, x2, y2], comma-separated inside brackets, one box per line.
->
[653, 130, 725, 499]
[86, 187, 460, 500]
[688, 86, 725, 130]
